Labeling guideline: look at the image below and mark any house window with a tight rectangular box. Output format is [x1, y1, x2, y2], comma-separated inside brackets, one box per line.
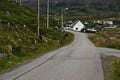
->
[76, 28, 78, 30]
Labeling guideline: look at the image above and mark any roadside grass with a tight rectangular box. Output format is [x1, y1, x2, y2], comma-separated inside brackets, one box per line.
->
[101, 55, 120, 80]
[63, 32, 74, 46]
[88, 29, 120, 49]
[88, 28, 120, 80]
[110, 58, 120, 80]
[0, 32, 74, 73]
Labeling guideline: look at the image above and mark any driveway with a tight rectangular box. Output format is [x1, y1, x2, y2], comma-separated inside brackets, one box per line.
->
[1, 31, 120, 80]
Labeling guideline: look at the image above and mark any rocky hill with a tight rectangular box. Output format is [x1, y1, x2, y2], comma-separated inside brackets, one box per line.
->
[22, 0, 120, 15]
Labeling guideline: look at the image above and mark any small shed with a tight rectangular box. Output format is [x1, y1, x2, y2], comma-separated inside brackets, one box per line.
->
[71, 20, 85, 31]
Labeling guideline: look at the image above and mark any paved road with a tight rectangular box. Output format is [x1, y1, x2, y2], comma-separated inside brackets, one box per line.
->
[1, 31, 120, 80]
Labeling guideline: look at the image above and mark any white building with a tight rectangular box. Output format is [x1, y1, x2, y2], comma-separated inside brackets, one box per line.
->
[103, 20, 116, 28]
[71, 20, 85, 31]
[104, 20, 113, 25]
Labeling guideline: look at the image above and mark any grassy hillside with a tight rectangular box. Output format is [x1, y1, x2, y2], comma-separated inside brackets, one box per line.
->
[0, 0, 74, 72]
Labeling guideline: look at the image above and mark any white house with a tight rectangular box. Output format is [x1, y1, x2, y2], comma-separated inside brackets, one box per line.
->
[104, 20, 113, 25]
[103, 20, 116, 28]
[71, 20, 85, 31]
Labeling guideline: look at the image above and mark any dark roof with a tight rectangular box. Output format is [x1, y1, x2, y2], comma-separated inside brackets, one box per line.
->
[70, 20, 79, 28]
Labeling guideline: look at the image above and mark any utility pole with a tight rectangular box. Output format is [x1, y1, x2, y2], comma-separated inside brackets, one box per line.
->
[20, 0, 22, 5]
[15, 0, 18, 3]
[61, 8, 68, 31]
[61, 10, 63, 29]
[47, 0, 49, 29]
[37, 0, 40, 36]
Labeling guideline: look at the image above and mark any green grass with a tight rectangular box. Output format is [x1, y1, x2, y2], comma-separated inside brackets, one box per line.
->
[110, 58, 120, 80]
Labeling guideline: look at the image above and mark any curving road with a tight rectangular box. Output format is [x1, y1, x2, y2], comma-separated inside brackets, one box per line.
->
[1, 31, 120, 80]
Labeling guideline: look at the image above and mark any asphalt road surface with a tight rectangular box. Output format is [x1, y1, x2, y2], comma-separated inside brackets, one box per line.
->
[1, 31, 120, 80]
